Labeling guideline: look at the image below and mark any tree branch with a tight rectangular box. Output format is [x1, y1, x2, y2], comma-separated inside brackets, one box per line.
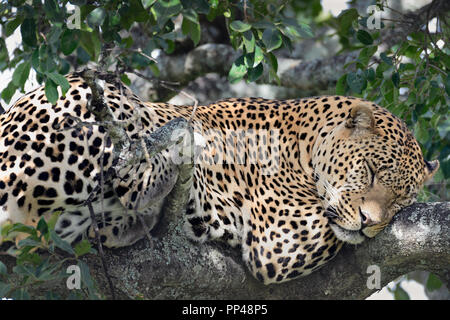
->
[3, 202, 448, 299]
[70, 201, 450, 299]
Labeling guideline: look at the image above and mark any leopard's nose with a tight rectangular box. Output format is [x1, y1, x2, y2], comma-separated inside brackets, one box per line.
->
[359, 208, 373, 228]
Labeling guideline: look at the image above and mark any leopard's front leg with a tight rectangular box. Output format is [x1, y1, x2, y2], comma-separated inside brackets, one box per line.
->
[97, 118, 196, 248]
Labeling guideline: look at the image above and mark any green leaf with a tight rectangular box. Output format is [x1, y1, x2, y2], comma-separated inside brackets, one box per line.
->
[247, 63, 263, 82]
[74, 239, 92, 257]
[45, 291, 62, 300]
[0, 261, 7, 276]
[391, 72, 400, 88]
[11, 288, 30, 300]
[121, 74, 131, 86]
[336, 74, 348, 95]
[36, 217, 49, 237]
[297, 23, 314, 38]
[426, 273, 443, 291]
[12, 61, 31, 89]
[44, 0, 60, 21]
[347, 70, 367, 94]
[18, 237, 42, 248]
[180, 0, 210, 14]
[393, 284, 410, 300]
[242, 30, 255, 53]
[45, 79, 59, 104]
[12, 264, 36, 277]
[281, 17, 314, 38]
[80, 31, 101, 61]
[21, 18, 37, 47]
[262, 28, 282, 52]
[445, 73, 450, 97]
[0, 38, 9, 69]
[47, 211, 62, 231]
[266, 52, 278, 73]
[244, 46, 263, 68]
[6, 15, 24, 37]
[181, 16, 201, 45]
[230, 20, 251, 32]
[5, 223, 36, 236]
[366, 68, 375, 82]
[356, 30, 373, 45]
[61, 29, 80, 55]
[182, 8, 198, 23]
[152, 0, 182, 29]
[78, 260, 98, 299]
[47, 72, 70, 95]
[142, 0, 156, 9]
[87, 7, 107, 27]
[415, 119, 430, 142]
[31, 49, 39, 71]
[380, 52, 393, 66]
[223, 9, 231, 18]
[228, 55, 247, 84]
[119, 1, 146, 28]
[209, 0, 218, 9]
[337, 8, 359, 35]
[358, 45, 377, 66]
[17, 250, 43, 266]
[131, 52, 152, 69]
[149, 63, 160, 77]
[50, 230, 75, 255]
[252, 21, 275, 29]
[0, 282, 12, 298]
[281, 33, 293, 52]
[253, 45, 264, 66]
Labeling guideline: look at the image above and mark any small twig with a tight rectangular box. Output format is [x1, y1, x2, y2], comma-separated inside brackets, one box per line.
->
[56, 115, 128, 132]
[129, 68, 199, 123]
[383, 4, 406, 17]
[134, 194, 154, 250]
[134, 48, 157, 63]
[177, 90, 199, 124]
[243, 0, 248, 21]
[86, 199, 116, 300]
[99, 133, 109, 229]
[127, 68, 180, 87]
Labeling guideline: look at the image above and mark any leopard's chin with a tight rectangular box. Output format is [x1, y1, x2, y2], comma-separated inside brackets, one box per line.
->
[330, 223, 366, 244]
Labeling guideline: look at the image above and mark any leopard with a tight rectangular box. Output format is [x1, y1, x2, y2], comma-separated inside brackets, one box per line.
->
[0, 71, 439, 284]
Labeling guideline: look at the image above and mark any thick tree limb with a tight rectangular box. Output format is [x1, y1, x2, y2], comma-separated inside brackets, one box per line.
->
[4, 202, 447, 299]
[82, 201, 449, 300]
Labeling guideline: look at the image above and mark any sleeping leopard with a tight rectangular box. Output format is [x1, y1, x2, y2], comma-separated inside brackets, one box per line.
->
[0, 71, 438, 284]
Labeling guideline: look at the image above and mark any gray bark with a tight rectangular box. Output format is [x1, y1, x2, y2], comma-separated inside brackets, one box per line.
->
[83, 201, 449, 300]
[2, 202, 448, 299]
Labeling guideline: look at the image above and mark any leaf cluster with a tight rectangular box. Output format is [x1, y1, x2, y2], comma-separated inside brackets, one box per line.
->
[332, 4, 449, 200]
[0, 213, 100, 300]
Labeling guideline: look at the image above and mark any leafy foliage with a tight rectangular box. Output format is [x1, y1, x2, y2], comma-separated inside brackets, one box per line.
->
[332, 3, 449, 201]
[0, 0, 314, 103]
[0, 214, 100, 299]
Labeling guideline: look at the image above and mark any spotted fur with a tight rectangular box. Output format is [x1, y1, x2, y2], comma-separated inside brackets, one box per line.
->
[0, 72, 438, 284]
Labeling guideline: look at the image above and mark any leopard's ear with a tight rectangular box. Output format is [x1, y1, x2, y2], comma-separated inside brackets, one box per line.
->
[425, 159, 439, 181]
[345, 103, 377, 136]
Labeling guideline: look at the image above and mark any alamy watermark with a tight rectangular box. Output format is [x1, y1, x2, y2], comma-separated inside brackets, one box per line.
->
[366, 264, 381, 290]
[366, 5, 383, 30]
[168, 126, 281, 175]
[66, 265, 81, 290]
